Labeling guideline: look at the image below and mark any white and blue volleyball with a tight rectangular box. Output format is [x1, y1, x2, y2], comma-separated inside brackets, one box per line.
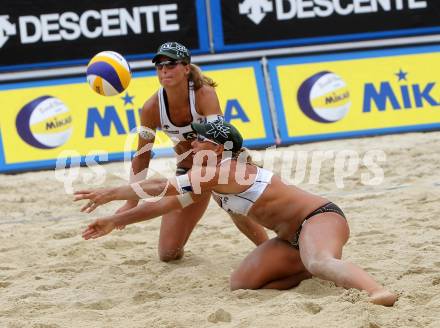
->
[297, 71, 350, 123]
[86, 51, 131, 96]
[16, 95, 72, 149]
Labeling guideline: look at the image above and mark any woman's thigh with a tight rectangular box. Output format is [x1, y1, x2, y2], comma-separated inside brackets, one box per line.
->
[159, 192, 211, 248]
[231, 238, 306, 289]
[298, 213, 349, 267]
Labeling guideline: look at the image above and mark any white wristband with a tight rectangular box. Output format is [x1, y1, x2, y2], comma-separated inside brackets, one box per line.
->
[175, 174, 193, 194]
[138, 126, 156, 140]
[206, 114, 224, 123]
[177, 193, 194, 208]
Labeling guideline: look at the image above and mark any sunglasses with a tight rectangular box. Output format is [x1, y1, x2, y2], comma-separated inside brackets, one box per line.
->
[197, 134, 219, 146]
[155, 60, 184, 70]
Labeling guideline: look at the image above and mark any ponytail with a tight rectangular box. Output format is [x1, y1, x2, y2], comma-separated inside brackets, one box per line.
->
[188, 64, 218, 90]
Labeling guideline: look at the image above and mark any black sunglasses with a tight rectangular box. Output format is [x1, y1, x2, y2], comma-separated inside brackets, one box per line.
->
[155, 60, 184, 70]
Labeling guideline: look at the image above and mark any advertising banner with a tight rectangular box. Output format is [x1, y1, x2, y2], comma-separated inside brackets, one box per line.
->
[0, 61, 274, 172]
[211, 0, 440, 52]
[0, 0, 209, 71]
[269, 45, 440, 144]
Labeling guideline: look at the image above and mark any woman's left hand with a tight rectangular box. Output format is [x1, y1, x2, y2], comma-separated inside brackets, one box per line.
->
[82, 218, 116, 240]
[74, 188, 115, 213]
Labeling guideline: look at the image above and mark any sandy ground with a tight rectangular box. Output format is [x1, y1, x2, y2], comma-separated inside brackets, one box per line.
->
[1, 131, 440, 328]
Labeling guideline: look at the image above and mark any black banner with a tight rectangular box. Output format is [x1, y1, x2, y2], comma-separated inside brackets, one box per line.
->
[0, 0, 207, 70]
[215, 0, 440, 50]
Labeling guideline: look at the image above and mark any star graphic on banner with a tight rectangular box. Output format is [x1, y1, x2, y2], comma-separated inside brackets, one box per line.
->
[395, 69, 408, 81]
[121, 92, 134, 105]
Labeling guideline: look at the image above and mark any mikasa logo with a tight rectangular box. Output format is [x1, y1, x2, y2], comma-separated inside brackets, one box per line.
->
[297, 71, 351, 123]
[239, 0, 428, 25]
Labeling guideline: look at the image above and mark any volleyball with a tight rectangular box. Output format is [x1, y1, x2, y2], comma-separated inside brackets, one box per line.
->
[16, 95, 72, 149]
[86, 51, 131, 96]
[297, 71, 350, 123]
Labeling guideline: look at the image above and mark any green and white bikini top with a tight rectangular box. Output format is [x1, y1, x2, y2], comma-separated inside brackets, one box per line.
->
[211, 159, 273, 216]
[158, 81, 205, 142]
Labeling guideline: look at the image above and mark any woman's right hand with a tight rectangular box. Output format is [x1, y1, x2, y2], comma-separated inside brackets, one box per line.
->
[114, 201, 138, 230]
[74, 188, 116, 213]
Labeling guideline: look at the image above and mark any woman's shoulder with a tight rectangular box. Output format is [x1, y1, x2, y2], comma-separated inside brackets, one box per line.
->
[194, 84, 217, 98]
[142, 91, 159, 110]
[194, 84, 221, 115]
[139, 92, 160, 127]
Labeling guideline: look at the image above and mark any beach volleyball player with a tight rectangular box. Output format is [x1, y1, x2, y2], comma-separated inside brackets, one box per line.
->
[110, 42, 267, 261]
[75, 120, 397, 306]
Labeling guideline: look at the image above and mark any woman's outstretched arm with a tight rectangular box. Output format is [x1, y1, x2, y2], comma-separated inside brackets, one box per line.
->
[82, 193, 200, 240]
[74, 166, 219, 213]
[73, 177, 179, 213]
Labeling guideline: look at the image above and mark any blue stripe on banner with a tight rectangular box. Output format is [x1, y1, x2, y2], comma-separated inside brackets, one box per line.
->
[0, 70, 157, 91]
[268, 60, 289, 144]
[86, 62, 124, 93]
[282, 124, 440, 144]
[0, 129, 6, 172]
[267, 44, 440, 66]
[252, 61, 276, 146]
[210, 0, 225, 51]
[195, 0, 210, 53]
[0, 58, 89, 73]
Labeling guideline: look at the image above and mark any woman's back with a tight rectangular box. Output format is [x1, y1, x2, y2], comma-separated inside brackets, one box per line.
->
[210, 160, 328, 239]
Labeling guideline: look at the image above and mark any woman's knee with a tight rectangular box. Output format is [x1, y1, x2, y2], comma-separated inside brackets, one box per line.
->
[230, 269, 259, 291]
[158, 245, 184, 262]
[302, 256, 337, 277]
[303, 257, 325, 276]
[229, 272, 243, 291]
[158, 220, 189, 262]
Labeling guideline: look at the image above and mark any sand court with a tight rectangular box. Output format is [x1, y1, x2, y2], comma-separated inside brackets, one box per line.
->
[1, 131, 440, 328]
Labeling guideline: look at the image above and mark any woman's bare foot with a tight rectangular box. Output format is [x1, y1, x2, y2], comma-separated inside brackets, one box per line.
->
[369, 289, 398, 306]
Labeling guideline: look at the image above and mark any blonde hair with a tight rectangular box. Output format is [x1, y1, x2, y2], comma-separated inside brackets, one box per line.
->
[188, 64, 218, 90]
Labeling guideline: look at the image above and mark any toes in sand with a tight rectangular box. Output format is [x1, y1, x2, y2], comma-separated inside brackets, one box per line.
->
[369, 289, 398, 307]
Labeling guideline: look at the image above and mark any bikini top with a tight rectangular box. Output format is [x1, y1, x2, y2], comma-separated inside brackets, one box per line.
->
[211, 162, 273, 216]
[158, 81, 205, 142]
